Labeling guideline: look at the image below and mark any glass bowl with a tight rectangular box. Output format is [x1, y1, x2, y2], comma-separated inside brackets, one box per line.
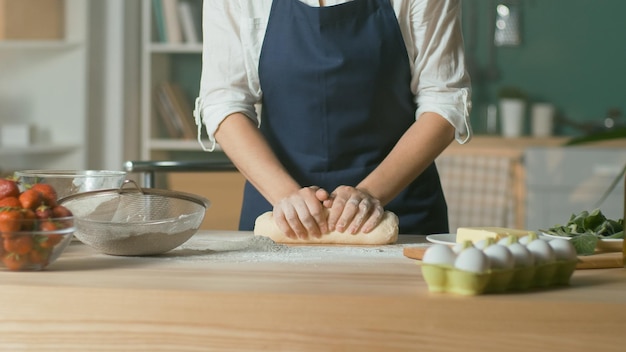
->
[13, 170, 127, 200]
[0, 216, 75, 271]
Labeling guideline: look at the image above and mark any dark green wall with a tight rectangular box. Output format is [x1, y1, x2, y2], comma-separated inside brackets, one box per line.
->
[462, 0, 626, 136]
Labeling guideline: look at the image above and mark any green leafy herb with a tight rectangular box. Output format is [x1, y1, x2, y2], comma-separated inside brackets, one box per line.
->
[540, 209, 624, 256]
[569, 233, 598, 256]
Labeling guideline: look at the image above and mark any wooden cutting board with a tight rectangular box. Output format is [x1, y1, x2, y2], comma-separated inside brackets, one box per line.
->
[576, 252, 623, 269]
[402, 246, 624, 269]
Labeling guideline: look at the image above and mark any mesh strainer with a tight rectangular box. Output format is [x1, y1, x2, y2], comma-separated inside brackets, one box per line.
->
[59, 180, 210, 256]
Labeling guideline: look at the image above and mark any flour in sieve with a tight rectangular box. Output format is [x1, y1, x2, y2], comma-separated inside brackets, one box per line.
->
[74, 229, 197, 256]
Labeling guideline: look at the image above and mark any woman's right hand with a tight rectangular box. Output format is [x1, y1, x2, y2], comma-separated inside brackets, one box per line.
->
[273, 186, 330, 240]
[213, 114, 329, 239]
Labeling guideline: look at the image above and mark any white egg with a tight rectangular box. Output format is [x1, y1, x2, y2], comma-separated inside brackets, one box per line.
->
[518, 232, 539, 245]
[454, 247, 489, 273]
[474, 239, 493, 250]
[526, 239, 556, 265]
[483, 244, 515, 270]
[507, 242, 534, 268]
[452, 240, 473, 254]
[422, 244, 456, 266]
[548, 238, 577, 261]
[497, 235, 517, 246]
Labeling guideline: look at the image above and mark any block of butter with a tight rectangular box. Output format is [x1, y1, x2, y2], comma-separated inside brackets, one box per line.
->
[456, 227, 534, 244]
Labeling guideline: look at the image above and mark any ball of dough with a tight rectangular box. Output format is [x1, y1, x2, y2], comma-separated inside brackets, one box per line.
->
[253, 210, 399, 245]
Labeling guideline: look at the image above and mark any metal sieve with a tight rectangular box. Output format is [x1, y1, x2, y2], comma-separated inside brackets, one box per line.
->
[59, 180, 211, 256]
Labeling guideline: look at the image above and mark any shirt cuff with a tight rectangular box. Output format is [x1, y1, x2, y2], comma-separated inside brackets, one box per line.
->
[193, 98, 259, 151]
[416, 88, 472, 144]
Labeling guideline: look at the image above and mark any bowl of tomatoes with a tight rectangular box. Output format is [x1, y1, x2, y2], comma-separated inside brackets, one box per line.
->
[0, 177, 75, 271]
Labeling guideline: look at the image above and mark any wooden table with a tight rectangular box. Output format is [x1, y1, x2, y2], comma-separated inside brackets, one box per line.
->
[1, 231, 624, 352]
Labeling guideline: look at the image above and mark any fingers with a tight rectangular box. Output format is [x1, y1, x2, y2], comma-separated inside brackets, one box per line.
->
[273, 185, 383, 239]
[359, 203, 384, 233]
[348, 197, 374, 234]
[273, 186, 329, 240]
[314, 187, 330, 203]
[273, 203, 303, 240]
[300, 196, 328, 237]
[335, 196, 362, 233]
[327, 186, 383, 234]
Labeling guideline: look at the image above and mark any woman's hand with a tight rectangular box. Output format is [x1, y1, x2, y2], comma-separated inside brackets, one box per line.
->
[324, 186, 384, 234]
[273, 186, 330, 240]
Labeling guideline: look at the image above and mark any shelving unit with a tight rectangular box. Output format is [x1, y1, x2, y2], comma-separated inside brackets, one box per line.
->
[139, 0, 207, 162]
[0, 0, 89, 173]
[138, 0, 246, 230]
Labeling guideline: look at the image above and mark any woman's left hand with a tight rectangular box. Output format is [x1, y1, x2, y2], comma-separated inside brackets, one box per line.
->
[323, 185, 384, 234]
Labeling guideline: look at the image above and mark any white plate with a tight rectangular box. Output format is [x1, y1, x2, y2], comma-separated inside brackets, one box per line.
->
[426, 233, 456, 245]
[540, 231, 623, 252]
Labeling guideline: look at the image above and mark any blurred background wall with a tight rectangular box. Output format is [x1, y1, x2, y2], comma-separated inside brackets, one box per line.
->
[461, 0, 626, 136]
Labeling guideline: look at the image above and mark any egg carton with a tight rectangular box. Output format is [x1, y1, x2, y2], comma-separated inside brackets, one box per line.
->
[420, 260, 578, 295]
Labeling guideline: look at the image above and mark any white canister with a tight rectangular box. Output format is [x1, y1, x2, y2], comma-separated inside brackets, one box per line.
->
[531, 103, 555, 137]
[499, 99, 526, 138]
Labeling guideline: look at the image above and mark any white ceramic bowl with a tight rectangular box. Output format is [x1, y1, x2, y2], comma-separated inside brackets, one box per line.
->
[540, 231, 623, 253]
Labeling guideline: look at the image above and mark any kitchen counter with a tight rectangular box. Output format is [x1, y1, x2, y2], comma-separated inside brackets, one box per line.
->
[1, 231, 624, 351]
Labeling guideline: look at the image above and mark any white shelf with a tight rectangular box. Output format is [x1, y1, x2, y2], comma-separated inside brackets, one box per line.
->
[147, 139, 223, 152]
[0, 144, 80, 156]
[0, 41, 83, 50]
[0, 0, 89, 171]
[148, 139, 202, 150]
[148, 43, 202, 53]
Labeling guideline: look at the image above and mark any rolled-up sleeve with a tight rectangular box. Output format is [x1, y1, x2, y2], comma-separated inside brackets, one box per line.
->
[410, 0, 472, 144]
[194, 0, 261, 151]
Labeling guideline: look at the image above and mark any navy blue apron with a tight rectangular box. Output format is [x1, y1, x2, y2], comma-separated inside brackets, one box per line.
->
[239, 0, 448, 235]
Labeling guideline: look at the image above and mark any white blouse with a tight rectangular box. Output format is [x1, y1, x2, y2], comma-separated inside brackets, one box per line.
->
[194, 0, 472, 151]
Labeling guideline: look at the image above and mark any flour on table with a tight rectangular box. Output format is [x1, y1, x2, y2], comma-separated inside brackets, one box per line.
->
[144, 234, 423, 264]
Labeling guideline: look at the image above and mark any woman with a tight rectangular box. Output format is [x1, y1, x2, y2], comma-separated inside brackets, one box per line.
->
[194, 0, 472, 239]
